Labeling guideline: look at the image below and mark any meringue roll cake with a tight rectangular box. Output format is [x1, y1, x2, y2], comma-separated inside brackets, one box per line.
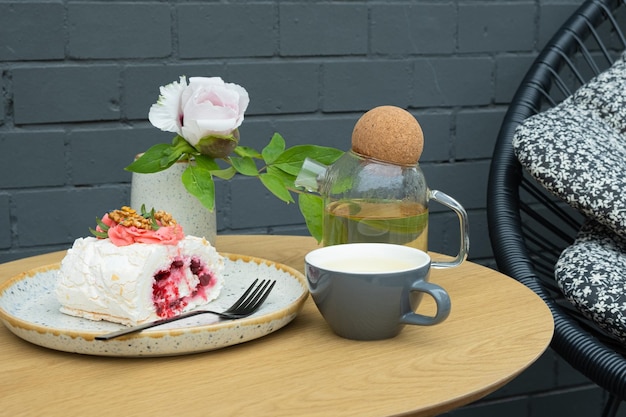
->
[55, 206, 225, 326]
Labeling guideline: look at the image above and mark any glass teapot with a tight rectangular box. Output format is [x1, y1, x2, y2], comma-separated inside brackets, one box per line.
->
[295, 151, 469, 268]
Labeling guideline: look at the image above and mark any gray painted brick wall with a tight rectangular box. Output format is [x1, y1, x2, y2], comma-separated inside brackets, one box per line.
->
[2, 1, 619, 416]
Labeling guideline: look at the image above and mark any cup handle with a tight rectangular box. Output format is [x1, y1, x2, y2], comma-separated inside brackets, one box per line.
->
[400, 281, 451, 326]
[429, 189, 470, 269]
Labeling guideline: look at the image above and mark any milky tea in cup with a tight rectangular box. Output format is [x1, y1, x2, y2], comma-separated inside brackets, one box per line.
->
[305, 243, 451, 340]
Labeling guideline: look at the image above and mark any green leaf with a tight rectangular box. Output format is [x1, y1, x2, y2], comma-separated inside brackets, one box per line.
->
[125, 143, 183, 173]
[210, 166, 237, 180]
[171, 135, 197, 152]
[230, 156, 260, 176]
[171, 135, 186, 146]
[138, 205, 162, 230]
[298, 193, 324, 243]
[234, 146, 263, 159]
[89, 227, 109, 239]
[193, 154, 220, 171]
[181, 165, 216, 212]
[261, 133, 286, 165]
[95, 217, 110, 232]
[193, 155, 235, 182]
[89, 217, 110, 238]
[266, 165, 296, 189]
[271, 145, 344, 176]
[259, 173, 294, 203]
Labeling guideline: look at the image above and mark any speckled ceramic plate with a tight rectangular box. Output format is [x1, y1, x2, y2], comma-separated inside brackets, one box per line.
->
[0, 253, 308, 357]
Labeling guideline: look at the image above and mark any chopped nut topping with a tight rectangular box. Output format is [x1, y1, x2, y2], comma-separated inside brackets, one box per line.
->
[153, 210, 177, 227]
[107, 206, 177, 230]
[90, 205, 179, 239]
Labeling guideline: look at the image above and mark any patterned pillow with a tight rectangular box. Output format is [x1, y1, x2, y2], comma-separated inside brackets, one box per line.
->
[513, 102, 626, 239]
[556, 220, 626, 343]
[571, 52, 626, 133]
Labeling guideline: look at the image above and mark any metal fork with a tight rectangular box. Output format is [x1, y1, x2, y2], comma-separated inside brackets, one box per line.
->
[95, 279, 276, 341]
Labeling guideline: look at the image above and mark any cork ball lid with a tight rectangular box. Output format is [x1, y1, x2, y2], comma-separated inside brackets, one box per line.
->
[351, 106, 424, 165]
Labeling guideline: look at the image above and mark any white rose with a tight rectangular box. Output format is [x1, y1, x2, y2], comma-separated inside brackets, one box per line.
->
[148, 76, 250, 153]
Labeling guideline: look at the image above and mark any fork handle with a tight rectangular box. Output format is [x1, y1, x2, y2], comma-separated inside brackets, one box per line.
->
[95, 309, 226, 341]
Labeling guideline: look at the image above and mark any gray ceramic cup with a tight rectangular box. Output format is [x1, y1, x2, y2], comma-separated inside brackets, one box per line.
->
[305, 243, 451, 340]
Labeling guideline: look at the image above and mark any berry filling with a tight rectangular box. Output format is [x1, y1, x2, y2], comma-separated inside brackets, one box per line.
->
[152, 256, 218, 318]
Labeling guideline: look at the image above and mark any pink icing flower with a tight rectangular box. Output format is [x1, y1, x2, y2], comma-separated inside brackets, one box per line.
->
[98, 213, 116, 230]
[96, 213, 184, 246]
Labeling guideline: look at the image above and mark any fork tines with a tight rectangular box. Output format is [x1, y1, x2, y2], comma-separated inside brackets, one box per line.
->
[232, 279, 276, 315]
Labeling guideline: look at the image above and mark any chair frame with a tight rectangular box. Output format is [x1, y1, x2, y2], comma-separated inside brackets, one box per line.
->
[487, 1, 626, 416]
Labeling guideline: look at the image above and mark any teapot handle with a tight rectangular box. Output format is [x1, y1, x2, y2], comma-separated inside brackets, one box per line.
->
[428, 190, 470, 269]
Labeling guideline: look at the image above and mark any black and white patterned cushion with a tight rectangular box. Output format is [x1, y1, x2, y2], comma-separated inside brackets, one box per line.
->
[513, 51, 626, 240]
[556, 221, 626, 343]
[512, 52, 626, 342]
[572, 53, 626, 134]
[513, 102, 626, 240]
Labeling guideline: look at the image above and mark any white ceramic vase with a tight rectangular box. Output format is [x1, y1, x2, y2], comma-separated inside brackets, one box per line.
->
[130, 159, 217, 245]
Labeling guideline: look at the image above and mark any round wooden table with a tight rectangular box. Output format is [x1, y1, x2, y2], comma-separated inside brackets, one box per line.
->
[0, 235, 553, 417]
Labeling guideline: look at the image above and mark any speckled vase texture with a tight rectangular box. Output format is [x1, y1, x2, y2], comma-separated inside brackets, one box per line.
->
[130, 160, 217, 244]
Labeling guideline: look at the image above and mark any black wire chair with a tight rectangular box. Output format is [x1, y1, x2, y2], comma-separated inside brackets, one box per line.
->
[487, 1, 626, 416]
